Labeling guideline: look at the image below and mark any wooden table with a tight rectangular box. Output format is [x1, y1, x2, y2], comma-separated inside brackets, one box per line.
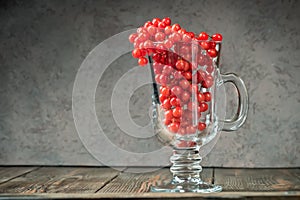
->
[0, 167, 299, 199]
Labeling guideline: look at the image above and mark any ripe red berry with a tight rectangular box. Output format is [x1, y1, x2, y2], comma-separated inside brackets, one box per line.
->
[170, 97, 181, 107]
[199, 102, 208, 112]
[198, 32, 209, 40]
[160, 86, 171, 97]
[158, 21, 166, 28]
[204, 92, 212, 102]
[179, 79, 190, 89]
[197, 92, 205, 102]
[165, 110, 173, 121]
[132, 49, 142, 58]
[164, 26, 172, 35]
[200, 41, 210, 50]
[198, 122, 206, 131]
[129, 33, 138, 43]
[175, 60, 185, 71]
[168, 122, 179, 133]
[207, 48, 217, 57]
[147, 25, 157, 36]
[171, 23, 181, 32]
[183, 71, 192, 80]
[155, 32, 165, 41]
[162, 17, 171, 26]
[152, 18, 161, 27]
[181, 91, 190, 102]
[144, 21, 153, 28]
[212, 33, 223, 41]
[182, 33, 192, 42]
[172, 107, 182, 118]
[162, 98, 172, 110]
[138, 57, 148, 66]
[171, 86, 183, 96]
[164, 39, 173, 49]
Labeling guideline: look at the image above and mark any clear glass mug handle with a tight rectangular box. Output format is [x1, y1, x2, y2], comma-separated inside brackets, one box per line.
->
[221, 73, 249, 131]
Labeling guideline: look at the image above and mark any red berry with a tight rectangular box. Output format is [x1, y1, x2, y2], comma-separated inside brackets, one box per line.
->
[159, 93, 167, 103]
[168, 122, 179, 133]
[164, 118, 171, 125]
[162, 65, 173, 75]
[183, 71, 192, 80]
[171, 86, 183, 96]
[197, 92, 205, 102]
[153, 62, 163, 74]
[202, 74, 214, 88]
[182, 33, 192, 42]
[143, 40, 154, 49]
[165, 110, 173, 121]
[138, 57, 148, 66]
[198, 32, 209, 40]
[162, 98, 172, 110]
[209, 41, 216, 49]
[212, 33, 223, 41]
[158, 21, 166, 28]
[181, 91, 190, 102]
[159, 74, 169, 86]
[160, 86, 171, 97]
[199, 102, 208, 112]
[171, 32, 181, 42]
[172, 107, 182, 118]
[186, 32, 195, 38]
[200, 41, 210, 50]
[197, 70, 206, 83]
[186, 125, 197, 134]
[155, 32, 165, 41]
[144, 21, 153, 28]
[178, 29, 187, 35]
[207, 48, 217, 57]
[162, 17, 171, 26]
[147, 25, 157, 36]
[152, 18, 161, 27]
[132, 49, 142, 58]
[204, 92, 211, 102]
[171, 23, 181, 32]
[164, 39, 173, 48]
[175, 60, 185, 71]
[170, 97, 181, 107]
[164, 26, 172, 35]
[179, 79, 190, 89]
[173, 71, 184, 80]
[198, 122, 206, 131]
[129, 33, 138, 43]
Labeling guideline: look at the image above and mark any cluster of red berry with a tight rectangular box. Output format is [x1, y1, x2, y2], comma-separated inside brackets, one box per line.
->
[128, 17, 223, 135]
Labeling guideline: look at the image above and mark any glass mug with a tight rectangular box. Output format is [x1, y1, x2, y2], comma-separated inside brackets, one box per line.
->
[147, 40, 248, 193]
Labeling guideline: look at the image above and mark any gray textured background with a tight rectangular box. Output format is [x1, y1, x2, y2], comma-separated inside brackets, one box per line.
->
[0, 0, 299, 167]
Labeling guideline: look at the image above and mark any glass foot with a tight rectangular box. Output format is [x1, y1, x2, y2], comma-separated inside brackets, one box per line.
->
[151, 180, 222, 193]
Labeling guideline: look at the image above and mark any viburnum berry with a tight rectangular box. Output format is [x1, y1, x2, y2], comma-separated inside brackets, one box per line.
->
[158, 21, 166, 28]
[212, 33, 223, 41]
[182, 33, 192, 42]
[152, 18, 161, 27]
[178, 28, 187, 35]
[165, 110, 173, 121]
[181, 91, 190, 102]
[168, 122, 179, 133]
[199, 102, 208, 112]
[132, 49, 142, 58]
[162, 17, 171, 26]
[164, 39, 173, 49]
[160, 86, 171, 97]
[172, 107, 182, 118]
[164, 26, 172, 35]
[204, 92, 211, 102]
[179, 79, 190, 89]
[198, 32, 209, 40]
[200, 41, 210, 50]
[138, 57, 148, 66]
[171, 23, 181, 32]
[144, 21, 153, 28]
[129, 33, 138, 43]
[155, 32, 165, 41]
[198, 122, 206, 131]
[197, 92, 205, 102]
[171, 85, 183, 96]
[162, 98, 172, 110]
[147, 25, 157, 36]
[170, 97, 181, 107]
[207, 48, 217, 57]
[183, 71, 192, 80]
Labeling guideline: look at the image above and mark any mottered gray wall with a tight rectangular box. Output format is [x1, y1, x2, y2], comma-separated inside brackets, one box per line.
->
[0, 0, 299, 167]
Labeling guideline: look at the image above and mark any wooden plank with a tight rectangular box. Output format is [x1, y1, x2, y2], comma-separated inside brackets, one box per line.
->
[0, 167, 38, 184]
[0, 167, 121, 194]
[99, 167, 213, 193]
[0, 191, 300, 199]
[214, 168, 300, 191]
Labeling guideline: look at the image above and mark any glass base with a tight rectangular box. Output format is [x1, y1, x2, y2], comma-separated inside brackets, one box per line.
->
[151, 179, 222, 193]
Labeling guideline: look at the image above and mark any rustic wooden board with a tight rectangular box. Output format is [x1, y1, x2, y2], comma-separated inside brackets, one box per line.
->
[99, 167, 213, 193]
[214, 168, 300, 191]
[0, 167, 121, 194]
[0, 167, 38, 184]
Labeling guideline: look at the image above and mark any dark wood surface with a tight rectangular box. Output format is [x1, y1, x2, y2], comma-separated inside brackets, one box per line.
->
[0, 167, 299, 199]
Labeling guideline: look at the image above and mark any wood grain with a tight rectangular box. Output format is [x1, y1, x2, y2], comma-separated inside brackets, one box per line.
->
[0, 167, 121, 193]
[0, 167, 38, 184]
[214, 168, 300, 191]
[99, 167, 213, 193]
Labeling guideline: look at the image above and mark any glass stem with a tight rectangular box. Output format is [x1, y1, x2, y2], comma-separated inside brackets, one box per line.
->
[170, 147, 202, 182]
